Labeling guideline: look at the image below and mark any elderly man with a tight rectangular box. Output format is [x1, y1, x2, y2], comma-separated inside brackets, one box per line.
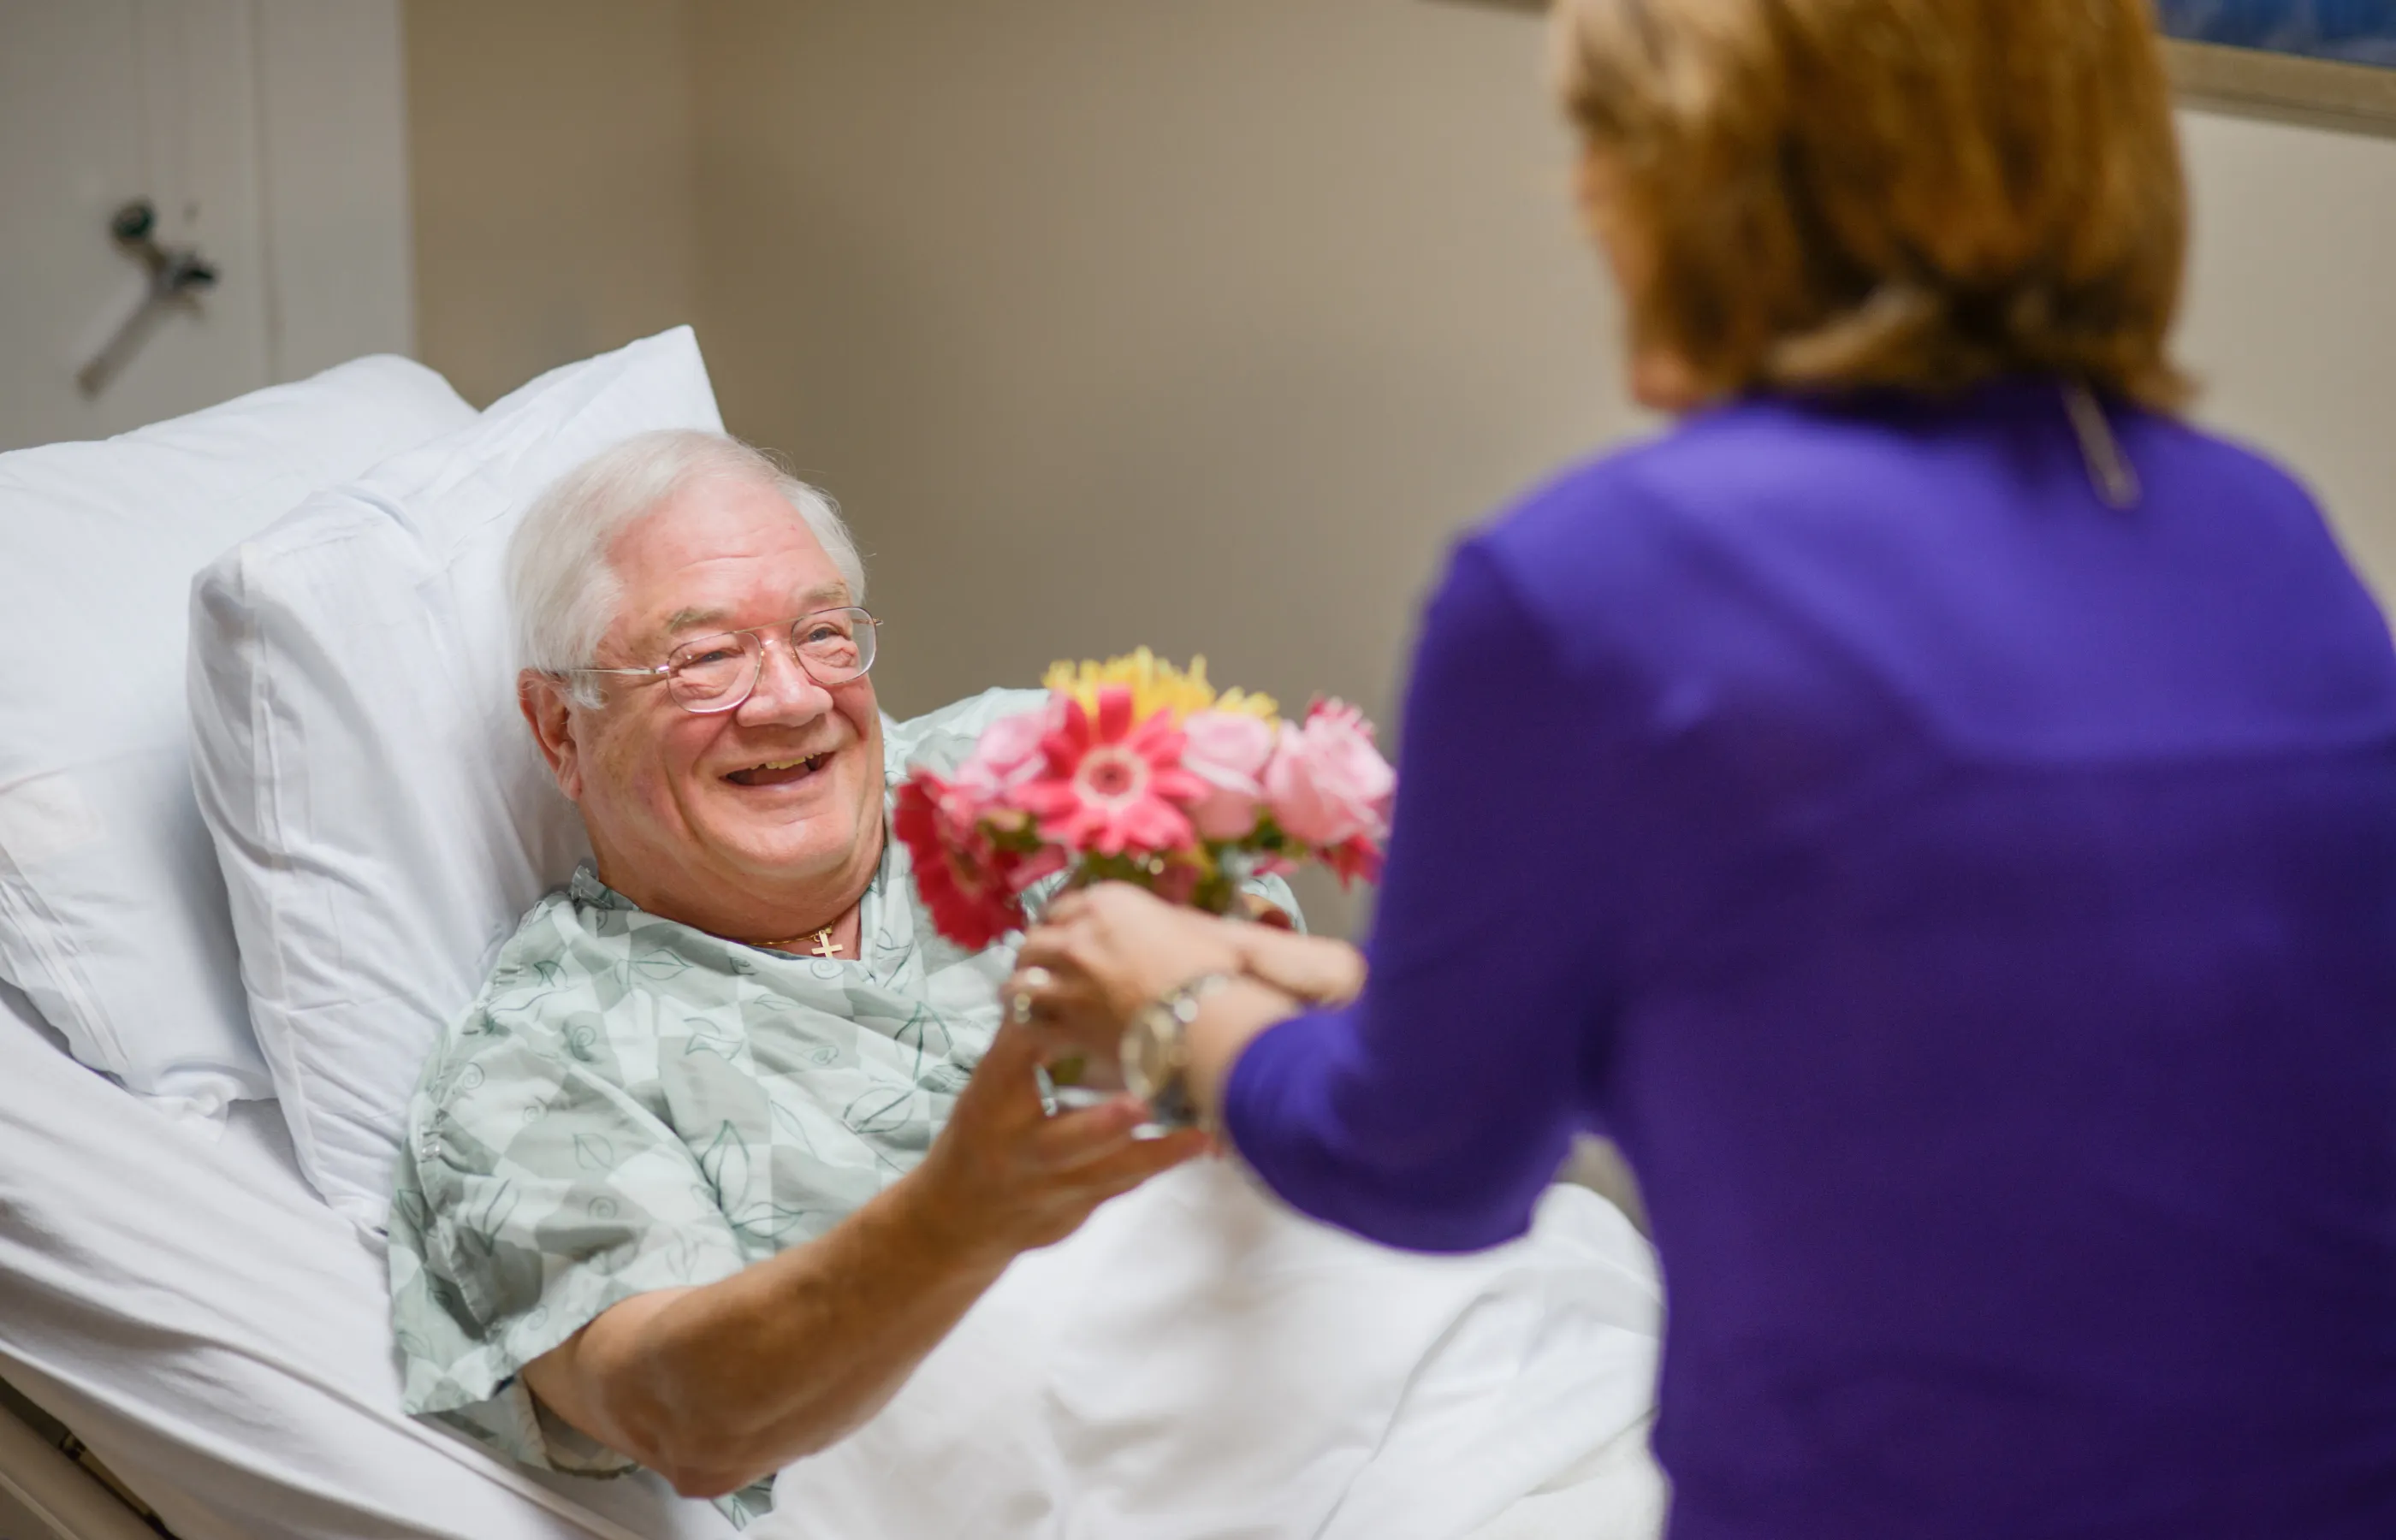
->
[388, 429, 1663, 1537]
[387, 429, 1230, 1523]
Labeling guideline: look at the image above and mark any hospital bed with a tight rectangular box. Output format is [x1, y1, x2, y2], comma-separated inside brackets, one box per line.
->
[0, 978, 739, 1540]
[0, 976, 1659, 1540]
[0, 336, 1661, 1540]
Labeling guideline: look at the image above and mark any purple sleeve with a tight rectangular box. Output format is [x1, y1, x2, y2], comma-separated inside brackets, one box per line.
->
[1224, 540, 1625, 1252]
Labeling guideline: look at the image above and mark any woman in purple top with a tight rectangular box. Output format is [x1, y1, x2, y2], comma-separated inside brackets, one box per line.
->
[1011, 0, 2396, 1534]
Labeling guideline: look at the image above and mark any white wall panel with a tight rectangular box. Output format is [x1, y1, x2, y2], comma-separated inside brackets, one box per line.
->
[254, 0, 414, 378]
[0, 0, 270, 450]
[0, 0, 412, 452]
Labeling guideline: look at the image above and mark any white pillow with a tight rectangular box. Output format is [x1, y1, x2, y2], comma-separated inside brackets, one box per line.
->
[190, 328, 724, 1231]
[0, 358, 476, 1118]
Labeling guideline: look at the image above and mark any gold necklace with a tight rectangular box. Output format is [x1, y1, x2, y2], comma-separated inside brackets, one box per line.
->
[762, 927, 845, 959]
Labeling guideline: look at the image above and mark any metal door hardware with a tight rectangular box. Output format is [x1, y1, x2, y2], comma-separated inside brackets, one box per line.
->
[74, 199, 220, 398]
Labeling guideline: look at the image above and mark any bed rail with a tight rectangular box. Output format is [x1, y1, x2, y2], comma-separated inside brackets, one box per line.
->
[0, 1382, 169, 1540]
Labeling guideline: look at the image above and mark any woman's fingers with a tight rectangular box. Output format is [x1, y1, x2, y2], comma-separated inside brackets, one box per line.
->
[1012, 928, 1143, 1034]
[1040, 889, 1092, 927]
[1003, 958, 1125, 1075]
[1012, 921, 1090, 977]
[1018, 899, 1242, 1020]
[1003, 960, 1089, 1017]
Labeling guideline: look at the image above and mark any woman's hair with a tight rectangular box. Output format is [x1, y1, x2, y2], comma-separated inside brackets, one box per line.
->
[508, 429, 865, 706]
[1551, 0, 2192, 410]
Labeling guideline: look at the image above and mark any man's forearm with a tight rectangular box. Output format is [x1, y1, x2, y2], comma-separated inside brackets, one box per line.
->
[523, 1017, 1193, 1498]
[531, 1167, 1009, 1498]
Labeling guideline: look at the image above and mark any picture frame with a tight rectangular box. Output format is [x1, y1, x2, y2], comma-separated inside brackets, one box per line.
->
[1436, 0, 2396, 137]
[2167, 37, 2396, 135]
[2157, 2, 2396, 70]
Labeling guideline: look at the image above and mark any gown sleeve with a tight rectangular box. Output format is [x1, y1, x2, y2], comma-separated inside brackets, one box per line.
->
[1223, 536, 1639, 1252]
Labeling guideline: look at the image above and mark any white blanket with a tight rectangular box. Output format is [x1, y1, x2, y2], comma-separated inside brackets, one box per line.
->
[0, 991, 732, 1540]
[760, 1160, 1665, 1540]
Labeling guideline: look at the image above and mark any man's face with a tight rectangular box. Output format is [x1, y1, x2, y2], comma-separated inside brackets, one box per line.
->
[528, 474, 886, 934]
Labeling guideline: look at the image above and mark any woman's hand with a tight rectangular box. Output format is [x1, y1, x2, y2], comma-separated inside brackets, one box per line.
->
[1233, 925, 1368, 1009]
[1007, 885, 1246, 1078]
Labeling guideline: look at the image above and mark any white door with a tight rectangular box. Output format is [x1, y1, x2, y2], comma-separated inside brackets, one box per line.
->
[0, 0, 412, 453]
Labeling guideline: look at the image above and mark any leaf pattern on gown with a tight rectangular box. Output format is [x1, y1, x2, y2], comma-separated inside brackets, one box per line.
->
[697, 1119, 750, 1208]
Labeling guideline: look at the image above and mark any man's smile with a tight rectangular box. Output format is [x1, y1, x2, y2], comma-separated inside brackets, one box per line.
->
[724, 749, 835, 788]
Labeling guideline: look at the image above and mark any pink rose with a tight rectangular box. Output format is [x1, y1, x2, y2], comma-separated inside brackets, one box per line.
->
[944, 706, 1053, 826]
[968, 706, 1052, 785]
[1178, 709, 1278, 840]
[1262, 699, 1395, 850]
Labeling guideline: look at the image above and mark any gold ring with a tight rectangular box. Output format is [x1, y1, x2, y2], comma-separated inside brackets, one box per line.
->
[1010, 966, 1054, 1026]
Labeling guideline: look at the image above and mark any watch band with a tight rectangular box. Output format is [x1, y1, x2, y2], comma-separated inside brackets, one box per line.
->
[1122, 971, 1235, 1128]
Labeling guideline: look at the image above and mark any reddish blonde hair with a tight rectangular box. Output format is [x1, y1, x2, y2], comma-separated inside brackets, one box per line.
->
[1553, 0, 2193, 410]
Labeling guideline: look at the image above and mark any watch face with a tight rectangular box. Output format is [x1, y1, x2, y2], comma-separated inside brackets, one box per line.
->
[1124, 1011, 1171, 1103]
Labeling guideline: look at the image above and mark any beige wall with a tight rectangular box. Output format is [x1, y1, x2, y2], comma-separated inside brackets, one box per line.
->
[2174, 106, 2396, 593]
[405, 3, 2396, 930]
[687, 0, 1626, 730]
[687, 0, 1627, 933]
[672, 3, 2396, 693]
[404, 0, 697, 406]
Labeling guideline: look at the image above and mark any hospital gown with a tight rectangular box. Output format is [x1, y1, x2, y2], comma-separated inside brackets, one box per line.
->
[386, 690, 1281, 1525]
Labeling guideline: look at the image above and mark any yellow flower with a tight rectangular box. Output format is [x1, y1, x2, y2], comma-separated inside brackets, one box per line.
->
[1043, 648, 1279, 725]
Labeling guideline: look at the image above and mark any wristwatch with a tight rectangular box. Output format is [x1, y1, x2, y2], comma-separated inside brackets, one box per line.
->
[1120, 972, 1235, 1129]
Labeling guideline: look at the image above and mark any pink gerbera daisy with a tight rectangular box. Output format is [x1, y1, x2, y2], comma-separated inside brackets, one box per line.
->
[1016, 685, 1208, 856]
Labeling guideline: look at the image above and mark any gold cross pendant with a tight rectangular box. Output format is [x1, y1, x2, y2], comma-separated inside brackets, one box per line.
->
[809, 929, 845, 959]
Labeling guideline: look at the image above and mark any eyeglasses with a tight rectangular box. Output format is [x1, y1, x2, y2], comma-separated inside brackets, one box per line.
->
[569, 606, 881, 714]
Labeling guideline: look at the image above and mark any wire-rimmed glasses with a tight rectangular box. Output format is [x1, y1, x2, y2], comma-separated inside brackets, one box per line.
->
[570, 606, 881, 714]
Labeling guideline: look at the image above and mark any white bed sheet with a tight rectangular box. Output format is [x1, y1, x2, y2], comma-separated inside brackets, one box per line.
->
[0, 979, 735, 1540]
[0, 977, 1664, 1540]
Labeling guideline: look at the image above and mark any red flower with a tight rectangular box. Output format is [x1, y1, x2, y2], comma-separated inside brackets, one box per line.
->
[1320, 832, 1385, 888]
[894, 773, 1026, 949]
[1015, 686, 1210, 857]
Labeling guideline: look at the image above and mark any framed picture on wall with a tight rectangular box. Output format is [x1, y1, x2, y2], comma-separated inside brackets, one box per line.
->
[1438, 0, 2396, 134]
[2161, 1, 2396, 128]
[2158, 1, 2396, 67]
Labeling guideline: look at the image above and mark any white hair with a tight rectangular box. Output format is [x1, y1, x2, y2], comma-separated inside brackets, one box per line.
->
[507, 429, 866, 707]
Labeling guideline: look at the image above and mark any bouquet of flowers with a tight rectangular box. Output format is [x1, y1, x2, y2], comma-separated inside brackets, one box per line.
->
[896, 649, 1397, 948]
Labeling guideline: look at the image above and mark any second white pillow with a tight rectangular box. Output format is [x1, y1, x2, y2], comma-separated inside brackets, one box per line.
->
[0, 356, 475, 1119]
[190, 327, 726, 1231]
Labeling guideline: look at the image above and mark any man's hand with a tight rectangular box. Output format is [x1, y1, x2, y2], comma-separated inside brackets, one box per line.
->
[519, 1015, 1205, 1501]
[913, 1016, 1211, 1264]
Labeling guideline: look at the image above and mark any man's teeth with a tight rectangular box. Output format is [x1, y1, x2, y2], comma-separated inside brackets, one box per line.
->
[748, 753, 827, 773]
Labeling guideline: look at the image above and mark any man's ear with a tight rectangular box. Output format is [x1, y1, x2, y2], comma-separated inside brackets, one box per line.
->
[519, 671, 586, 803]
